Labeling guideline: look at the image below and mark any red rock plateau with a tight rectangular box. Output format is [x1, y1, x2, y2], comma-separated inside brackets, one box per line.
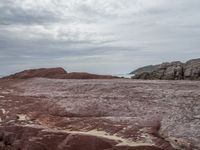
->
[3, 68, 118, 79]
[0, 76, 199, 149]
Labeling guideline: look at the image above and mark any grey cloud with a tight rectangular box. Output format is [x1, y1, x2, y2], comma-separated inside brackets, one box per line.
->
[0, 0, 200, 76]
[0, 1, 58, 25]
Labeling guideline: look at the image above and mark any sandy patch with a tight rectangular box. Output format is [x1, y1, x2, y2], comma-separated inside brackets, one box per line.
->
[0, 109, 6, 114]
[40, 127, 154, 147]
[64, 129, 154, 147]
[1, 89, 13, 94]
[17, 114, 29, 121]
[0, 95, 4, 98]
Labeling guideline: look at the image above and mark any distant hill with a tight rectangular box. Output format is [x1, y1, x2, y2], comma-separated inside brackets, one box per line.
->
[129, 65, 159, 75]
[2, 67, 67, 79]
[2, 67, 119, 79]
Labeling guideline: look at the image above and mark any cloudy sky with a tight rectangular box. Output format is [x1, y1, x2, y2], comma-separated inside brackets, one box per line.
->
[0, 0, 200, 76]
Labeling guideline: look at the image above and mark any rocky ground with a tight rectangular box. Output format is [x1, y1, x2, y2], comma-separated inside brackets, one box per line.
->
[0, 78, 199, 150]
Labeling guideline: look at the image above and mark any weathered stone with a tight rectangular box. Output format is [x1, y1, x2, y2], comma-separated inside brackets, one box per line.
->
[184, 58, 200, 80]
[132, 72, 150, 80]
[132, 59, 200, 80]
[0, 78, 200, 150]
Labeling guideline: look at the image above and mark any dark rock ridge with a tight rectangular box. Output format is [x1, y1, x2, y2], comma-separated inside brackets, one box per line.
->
[0, 125, 115, 150]
[132, 58, 200, 80]
[2, 67, 118, 79]
[0, 125, 167, 150]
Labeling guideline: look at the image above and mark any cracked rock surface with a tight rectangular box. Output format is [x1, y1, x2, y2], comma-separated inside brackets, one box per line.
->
[0, 78, 199, 150]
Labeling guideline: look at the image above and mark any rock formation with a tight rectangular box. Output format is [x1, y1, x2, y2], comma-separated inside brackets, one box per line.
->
[184, 59, 200, 80]
[131, 58, 200, 80]
[0, 78, 199, 150]
[3, 67, 67, 79]
[2, 68, 118, 79]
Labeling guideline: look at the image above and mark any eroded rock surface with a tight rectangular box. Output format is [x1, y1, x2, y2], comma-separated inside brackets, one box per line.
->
[0, 78, 199, 150]
[184, 59, 200, 80]
[132, 58, 200, 80]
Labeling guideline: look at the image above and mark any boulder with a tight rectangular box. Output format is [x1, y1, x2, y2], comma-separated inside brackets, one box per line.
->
[184, 58, 200, 80]
[159, 61, 184, 80]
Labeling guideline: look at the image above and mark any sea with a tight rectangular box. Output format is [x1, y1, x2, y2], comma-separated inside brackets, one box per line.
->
[114, 74, 134, 79]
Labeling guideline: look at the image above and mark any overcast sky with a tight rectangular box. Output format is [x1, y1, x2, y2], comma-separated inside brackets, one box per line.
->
[0, 0, 200, 76]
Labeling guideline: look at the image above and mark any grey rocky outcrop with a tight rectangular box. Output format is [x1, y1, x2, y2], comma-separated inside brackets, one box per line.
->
[132, 58, 200, 80]
[184, 59, 200, 80]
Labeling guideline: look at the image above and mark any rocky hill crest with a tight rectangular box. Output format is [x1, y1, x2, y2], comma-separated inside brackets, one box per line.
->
[2, 67, 118, 79]
[132, 58, 200, 80]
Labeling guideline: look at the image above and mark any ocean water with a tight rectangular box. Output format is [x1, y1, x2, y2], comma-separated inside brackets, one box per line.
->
[114, 74, 134, 78]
